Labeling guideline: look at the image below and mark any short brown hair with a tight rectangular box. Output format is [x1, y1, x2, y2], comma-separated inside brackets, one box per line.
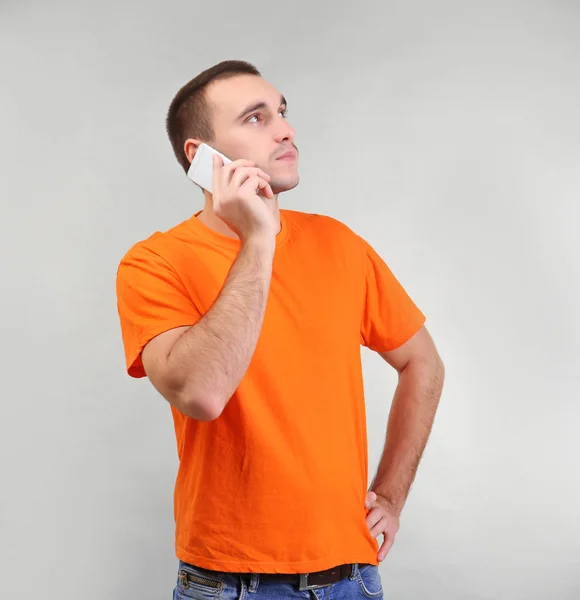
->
[166, 60, 261, 173]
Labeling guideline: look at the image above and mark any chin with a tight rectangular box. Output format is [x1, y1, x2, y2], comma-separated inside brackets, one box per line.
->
[271, 174, 300, 195]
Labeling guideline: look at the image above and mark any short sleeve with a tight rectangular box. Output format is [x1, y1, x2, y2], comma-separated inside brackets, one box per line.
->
[359, 238, 426, 352]
[116, 244, 202, 378]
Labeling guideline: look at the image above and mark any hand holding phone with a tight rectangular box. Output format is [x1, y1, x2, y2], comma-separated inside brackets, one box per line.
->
[210, 153, 277, 242]
[187, 143, 232, 194]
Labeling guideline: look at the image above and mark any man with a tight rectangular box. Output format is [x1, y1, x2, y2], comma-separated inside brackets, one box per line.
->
[116, 60, 445, 599]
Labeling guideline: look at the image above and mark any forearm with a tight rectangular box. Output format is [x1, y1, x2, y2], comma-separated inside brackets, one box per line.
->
[370, 357, 444, 515]
[167, 236, 275, 417]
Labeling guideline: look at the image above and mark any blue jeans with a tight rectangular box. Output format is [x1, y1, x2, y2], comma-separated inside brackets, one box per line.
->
[173, 560, 383, 599]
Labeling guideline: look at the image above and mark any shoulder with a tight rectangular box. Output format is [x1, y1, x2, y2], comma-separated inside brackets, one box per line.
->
[283, 209, 364, 248]
[116, 219, 190, 278]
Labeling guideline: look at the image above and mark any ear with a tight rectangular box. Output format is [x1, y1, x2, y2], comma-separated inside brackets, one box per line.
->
[183, 138, 202, 165]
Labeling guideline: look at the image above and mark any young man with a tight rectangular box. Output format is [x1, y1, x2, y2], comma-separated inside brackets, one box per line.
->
[116, 60, 445, 599]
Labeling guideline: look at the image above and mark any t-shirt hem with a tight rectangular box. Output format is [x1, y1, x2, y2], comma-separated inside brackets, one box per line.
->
[175, 548, 380, 574]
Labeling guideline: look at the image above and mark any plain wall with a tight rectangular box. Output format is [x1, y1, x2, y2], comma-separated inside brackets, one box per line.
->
[1, 1, 579, 598]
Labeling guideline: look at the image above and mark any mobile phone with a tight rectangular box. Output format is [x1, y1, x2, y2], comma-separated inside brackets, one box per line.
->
[187, 143, 232, 194]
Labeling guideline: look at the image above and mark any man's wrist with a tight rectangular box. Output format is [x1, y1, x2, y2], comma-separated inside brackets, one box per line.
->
[372, 488, 404, 517]
[241, 234, 276, 255]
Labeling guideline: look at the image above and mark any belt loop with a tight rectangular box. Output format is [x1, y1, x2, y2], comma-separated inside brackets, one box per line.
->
[248, 573, 259, 593]
[349, 563, 359, 580]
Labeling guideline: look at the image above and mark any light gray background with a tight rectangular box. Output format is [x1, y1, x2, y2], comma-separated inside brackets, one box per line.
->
[1, 1, 579, 598]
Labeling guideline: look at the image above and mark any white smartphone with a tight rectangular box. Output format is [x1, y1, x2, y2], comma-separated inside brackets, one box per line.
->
[187, 143, 232, 194]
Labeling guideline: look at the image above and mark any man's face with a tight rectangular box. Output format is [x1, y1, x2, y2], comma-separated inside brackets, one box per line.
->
[202, 74, 299, 195]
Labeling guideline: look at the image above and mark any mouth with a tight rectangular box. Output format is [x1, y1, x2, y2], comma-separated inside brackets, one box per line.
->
[276, 150, 298, 161]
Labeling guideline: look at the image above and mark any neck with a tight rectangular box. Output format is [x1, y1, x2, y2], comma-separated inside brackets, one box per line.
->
[195, 191, 281, 239]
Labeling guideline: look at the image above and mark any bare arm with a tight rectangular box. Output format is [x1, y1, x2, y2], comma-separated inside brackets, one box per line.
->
[371, 326, 445, 514]
[142, 236, 275, 420]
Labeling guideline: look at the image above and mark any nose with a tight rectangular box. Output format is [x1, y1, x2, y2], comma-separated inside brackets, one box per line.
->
[273, 117, 296, 144]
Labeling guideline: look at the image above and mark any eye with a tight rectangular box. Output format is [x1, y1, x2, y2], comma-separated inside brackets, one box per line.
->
[246, 108, 288, 124]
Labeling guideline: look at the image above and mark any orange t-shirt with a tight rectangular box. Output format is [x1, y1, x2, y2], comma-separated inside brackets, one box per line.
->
[116, 208, 426, 573]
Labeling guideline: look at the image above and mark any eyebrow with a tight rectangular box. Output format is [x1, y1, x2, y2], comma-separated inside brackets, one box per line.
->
[236, 95, 287, 121]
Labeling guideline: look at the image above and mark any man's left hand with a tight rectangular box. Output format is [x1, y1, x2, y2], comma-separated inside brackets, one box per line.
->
[365, 490, 400, 562]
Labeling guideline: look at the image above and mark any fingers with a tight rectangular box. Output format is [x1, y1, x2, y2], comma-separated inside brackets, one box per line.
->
[366, 511, 386, 538]
[365, 491, 377, 510]
[240, 175, 273, 199]
[365, 493, 399, 562]
[365, 503, 382, 531]
[378, 533, 395, 561]
[230, 166, 271, 190]
[213, 157, 254, 191]
[366, 507, 399, 561]
[220, 159, 263, 187]
[212, 156, 274, 202]
[367, 512, 394, 561]
[256, 178, 274, 199]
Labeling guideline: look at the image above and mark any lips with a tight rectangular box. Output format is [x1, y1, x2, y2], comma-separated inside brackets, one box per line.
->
[276, 150, 298, 160]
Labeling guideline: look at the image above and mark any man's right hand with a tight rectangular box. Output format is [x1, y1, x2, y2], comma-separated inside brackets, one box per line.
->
[211, 155, 278, 242]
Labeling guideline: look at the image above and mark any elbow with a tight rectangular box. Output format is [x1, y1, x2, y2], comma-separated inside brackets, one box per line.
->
[167, 375, 228, 421]
[179, 391, 224, 421]
[436, 355, 445, 380]
[431, 354, 445, 377]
